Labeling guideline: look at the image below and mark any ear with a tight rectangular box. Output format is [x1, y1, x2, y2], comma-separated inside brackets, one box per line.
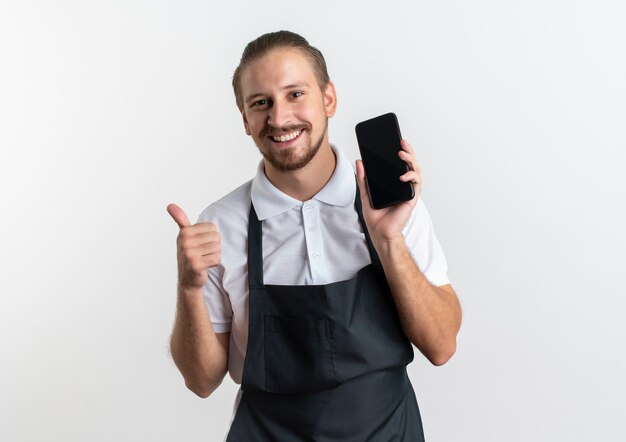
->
[323, 81, 337, 118]
[242, 111, 251, 136]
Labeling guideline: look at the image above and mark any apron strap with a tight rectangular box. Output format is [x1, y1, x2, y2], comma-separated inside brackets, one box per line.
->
[354, 178, 382, 267]
[247, 203, 264, 288]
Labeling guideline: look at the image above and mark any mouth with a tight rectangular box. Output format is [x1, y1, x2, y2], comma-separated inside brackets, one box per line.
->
[267, 129, 304, 147]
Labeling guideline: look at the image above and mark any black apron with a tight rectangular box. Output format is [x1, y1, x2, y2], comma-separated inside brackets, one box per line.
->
[226, 183, 425, 441]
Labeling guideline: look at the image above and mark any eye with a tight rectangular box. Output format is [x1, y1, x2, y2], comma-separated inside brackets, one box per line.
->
[251, 99, 270, 108]
[291, 91, 304, 98]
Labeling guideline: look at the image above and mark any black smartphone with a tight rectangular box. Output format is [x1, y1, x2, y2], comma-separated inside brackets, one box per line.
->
[355, 112, 415, 209]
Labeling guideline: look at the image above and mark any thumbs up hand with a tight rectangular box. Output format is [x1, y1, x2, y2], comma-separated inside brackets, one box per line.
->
[167, 203, 221, 290]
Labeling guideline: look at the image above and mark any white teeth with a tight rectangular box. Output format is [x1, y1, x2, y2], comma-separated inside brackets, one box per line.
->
[272, 130, 301, 142]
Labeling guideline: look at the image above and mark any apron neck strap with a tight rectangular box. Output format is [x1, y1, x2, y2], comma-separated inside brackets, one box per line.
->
[354, 178, 382, 267]
[248, 202, 264, 288]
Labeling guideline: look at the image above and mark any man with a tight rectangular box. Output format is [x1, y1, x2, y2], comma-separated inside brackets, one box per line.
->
[167, 30, 461, 441]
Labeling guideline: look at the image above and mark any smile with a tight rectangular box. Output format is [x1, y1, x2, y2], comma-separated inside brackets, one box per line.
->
[271, 130, 302, 143]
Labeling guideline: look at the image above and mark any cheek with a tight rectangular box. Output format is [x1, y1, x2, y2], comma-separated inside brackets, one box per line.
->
[247, 115, 265, 133]
[298, 102, 325, 122]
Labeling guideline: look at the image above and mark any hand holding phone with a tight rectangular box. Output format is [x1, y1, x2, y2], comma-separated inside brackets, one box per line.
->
[355, 113, 414, 209]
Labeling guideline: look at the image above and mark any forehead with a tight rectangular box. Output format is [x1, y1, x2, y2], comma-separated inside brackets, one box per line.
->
[240, 47, 317, 95]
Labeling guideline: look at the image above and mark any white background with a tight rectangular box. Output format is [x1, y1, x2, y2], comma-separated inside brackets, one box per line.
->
[1, 1, 625, 441]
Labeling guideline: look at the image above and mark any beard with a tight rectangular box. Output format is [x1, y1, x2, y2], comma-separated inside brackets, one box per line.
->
[257, 118, 328, 172]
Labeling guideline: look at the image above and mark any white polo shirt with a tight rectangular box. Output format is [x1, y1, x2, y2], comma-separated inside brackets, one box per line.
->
[197, 144, 451, 386]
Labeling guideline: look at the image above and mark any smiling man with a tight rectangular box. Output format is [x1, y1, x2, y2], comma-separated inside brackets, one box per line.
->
[237, 42, 337, 201]
[167, 30, 462, 441]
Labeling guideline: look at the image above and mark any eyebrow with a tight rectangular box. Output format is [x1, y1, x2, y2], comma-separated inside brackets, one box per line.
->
[245, 82, 310, 104]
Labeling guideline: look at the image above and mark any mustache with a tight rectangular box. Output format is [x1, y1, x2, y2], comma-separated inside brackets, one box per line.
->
[261, 123, 311, 138]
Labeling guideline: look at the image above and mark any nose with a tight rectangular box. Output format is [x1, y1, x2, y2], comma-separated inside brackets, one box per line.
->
[267, 99, 292, 129]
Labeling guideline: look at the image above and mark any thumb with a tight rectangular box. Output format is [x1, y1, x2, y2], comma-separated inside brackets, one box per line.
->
[167, 203, 191, 229]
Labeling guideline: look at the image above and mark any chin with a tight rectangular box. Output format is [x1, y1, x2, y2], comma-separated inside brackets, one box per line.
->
[263, 145, 320, 172]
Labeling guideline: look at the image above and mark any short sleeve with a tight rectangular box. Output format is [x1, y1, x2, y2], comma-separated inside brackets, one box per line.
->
[402, 198, 451, 287]
[196, 214, 233, 333]
[202, 267, 233, 333]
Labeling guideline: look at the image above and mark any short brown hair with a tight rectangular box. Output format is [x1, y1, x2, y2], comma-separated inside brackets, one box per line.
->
[232, 31, 330, 111]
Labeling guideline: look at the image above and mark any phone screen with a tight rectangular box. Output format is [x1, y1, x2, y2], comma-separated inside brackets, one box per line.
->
[355, 113, 414, 209]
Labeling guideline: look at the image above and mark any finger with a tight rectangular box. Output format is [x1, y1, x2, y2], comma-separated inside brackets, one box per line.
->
[179, 231, 220, 250]
[399, 171, 421, 183]
[192, 230, 220, 243]
[400, 139, 415, 155]
[398, 149, 421, 173]
[167, 203, 191, 229]
[200, 252, 221, 269]
[186, 241, 221, 257]
[183, 223, 218, 238]
[195, 233, 221, 251]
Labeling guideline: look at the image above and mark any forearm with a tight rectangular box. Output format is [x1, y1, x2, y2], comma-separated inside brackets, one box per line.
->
[375, 238, 461, 365]
[170, 285, 228, 397]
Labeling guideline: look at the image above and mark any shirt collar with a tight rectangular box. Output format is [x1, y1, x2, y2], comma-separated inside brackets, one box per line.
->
[251, 144, 356, 220]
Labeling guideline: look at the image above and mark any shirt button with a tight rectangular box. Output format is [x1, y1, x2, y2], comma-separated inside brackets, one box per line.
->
[308, 225, 315, 231]
[312, 252, 320, 260]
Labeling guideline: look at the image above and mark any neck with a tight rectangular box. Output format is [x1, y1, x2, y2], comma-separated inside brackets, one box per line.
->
[264, 141, 337, 202]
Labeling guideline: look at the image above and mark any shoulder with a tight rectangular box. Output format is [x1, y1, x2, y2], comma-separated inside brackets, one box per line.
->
[197, 180, 252, 276]
[197, 180, 252, 231]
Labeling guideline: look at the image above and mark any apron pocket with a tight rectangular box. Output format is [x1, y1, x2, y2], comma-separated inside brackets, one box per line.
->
[264, 315, 337, 394]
